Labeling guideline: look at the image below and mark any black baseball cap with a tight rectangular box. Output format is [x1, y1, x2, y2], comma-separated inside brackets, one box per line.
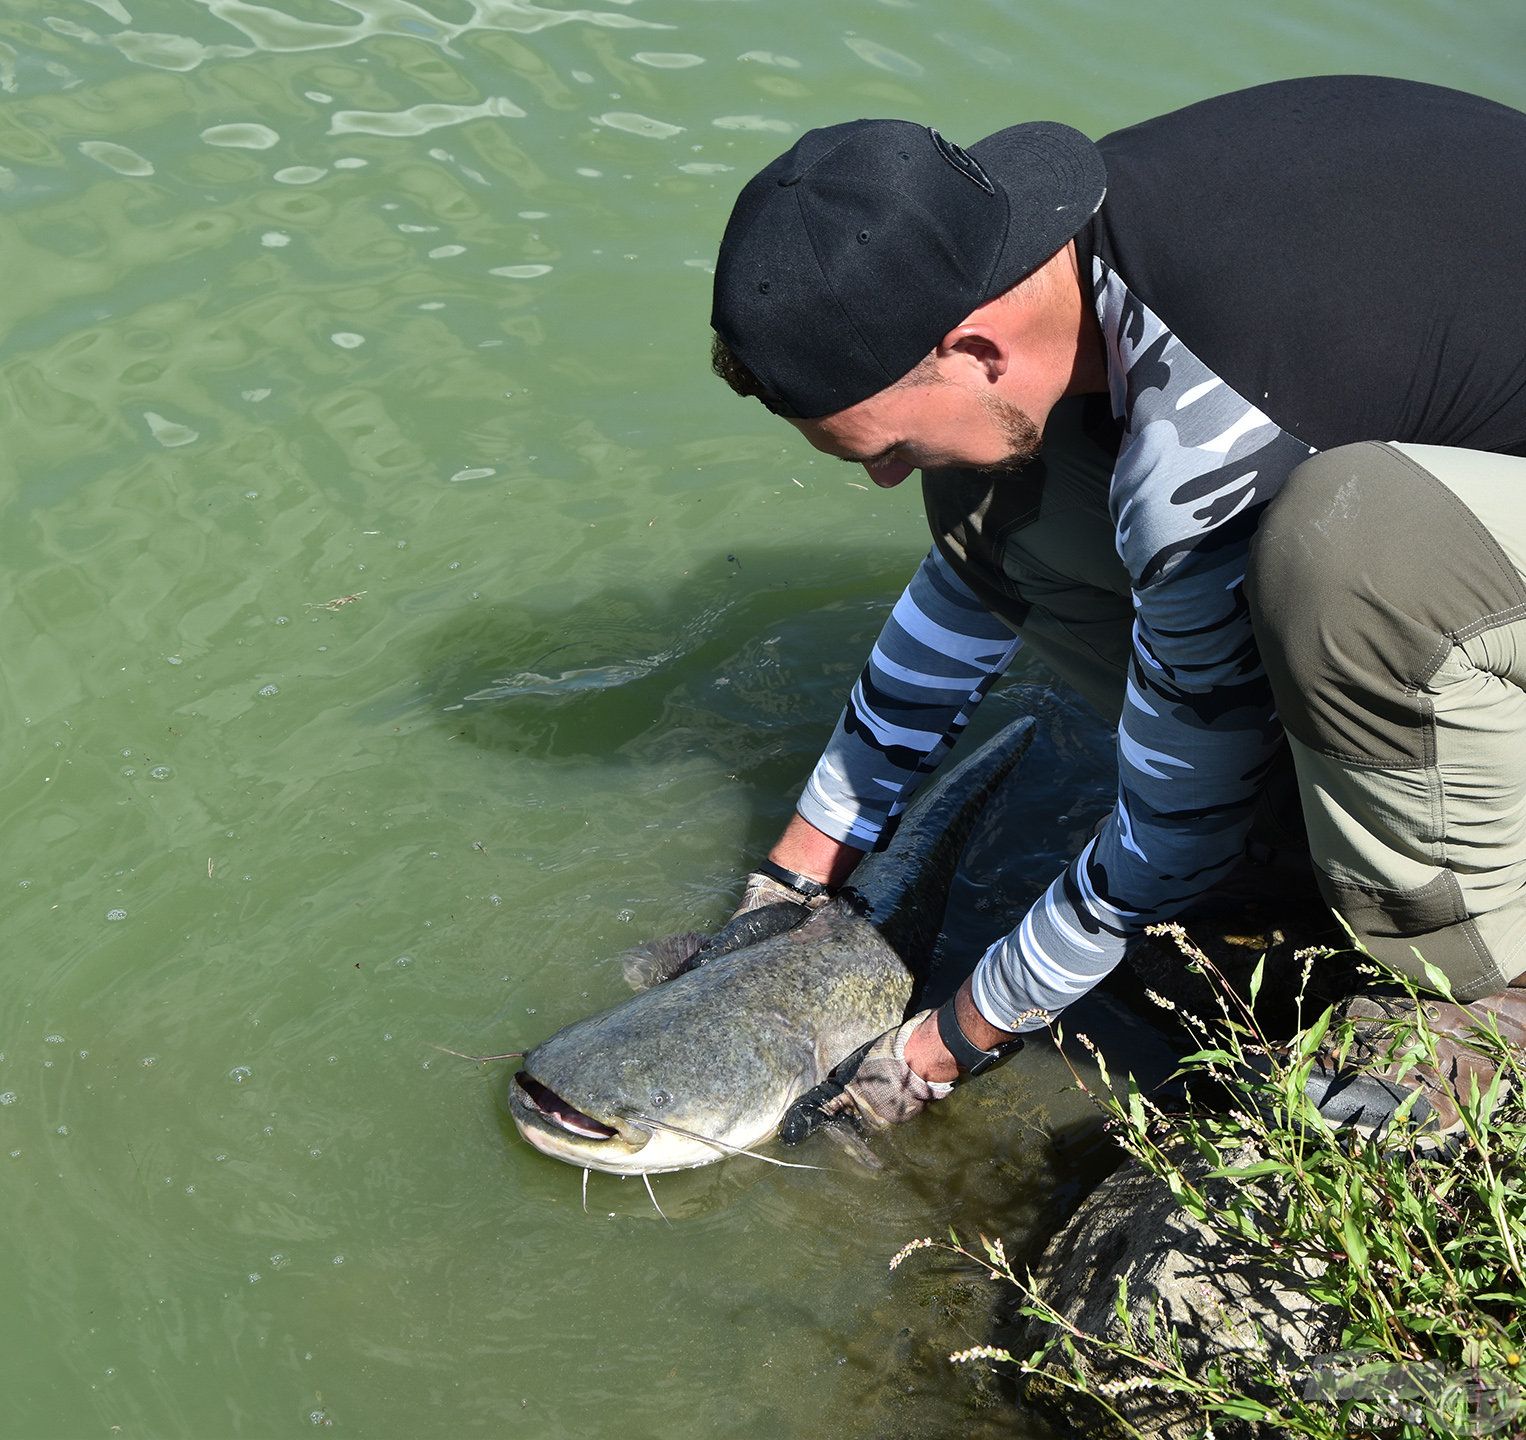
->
[711, 118, 1105, 420]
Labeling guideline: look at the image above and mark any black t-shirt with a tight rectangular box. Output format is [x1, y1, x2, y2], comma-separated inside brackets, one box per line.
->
[1074, 74, 1526, 455]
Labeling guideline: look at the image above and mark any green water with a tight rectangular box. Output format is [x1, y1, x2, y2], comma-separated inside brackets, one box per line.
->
[1, 2, 1521, 1435]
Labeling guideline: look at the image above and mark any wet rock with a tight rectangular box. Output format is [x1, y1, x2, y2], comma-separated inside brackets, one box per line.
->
[1016, 1147, 1339, 1439]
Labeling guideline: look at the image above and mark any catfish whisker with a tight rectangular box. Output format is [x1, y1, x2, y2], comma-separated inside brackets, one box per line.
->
[429, 1044, 525, 1063]
[629, 1113, 824, 1171]
[581, 1167, 589, 1215]
[642, 1172, 671, 1225]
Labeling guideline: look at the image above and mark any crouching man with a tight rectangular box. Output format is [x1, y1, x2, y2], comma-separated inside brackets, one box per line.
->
[707, 76, 1526, 1140]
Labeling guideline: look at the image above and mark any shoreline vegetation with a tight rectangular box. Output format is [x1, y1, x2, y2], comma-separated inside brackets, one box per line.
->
[898, 932, 1526, 1439]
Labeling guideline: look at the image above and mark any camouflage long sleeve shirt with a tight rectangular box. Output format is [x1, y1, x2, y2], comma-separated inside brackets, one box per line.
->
[796, 260, 1314, 1032]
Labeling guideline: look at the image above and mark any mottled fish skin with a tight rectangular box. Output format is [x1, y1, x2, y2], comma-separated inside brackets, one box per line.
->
[508, 716, 1037, 1174]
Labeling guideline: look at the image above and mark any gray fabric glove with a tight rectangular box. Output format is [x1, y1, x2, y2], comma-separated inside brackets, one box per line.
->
[733, 869, 832, 919]
[801, 1010, 954, 1132]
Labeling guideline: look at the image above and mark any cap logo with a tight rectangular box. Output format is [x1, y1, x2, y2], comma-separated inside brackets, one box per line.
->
[928, 128, 994, 194]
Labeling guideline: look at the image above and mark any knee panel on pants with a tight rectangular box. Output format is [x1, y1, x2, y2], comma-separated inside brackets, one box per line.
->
[1247, 441, 1526, 766]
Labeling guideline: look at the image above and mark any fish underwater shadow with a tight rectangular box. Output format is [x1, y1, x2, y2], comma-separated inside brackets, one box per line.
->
[384, 544, 925, 777]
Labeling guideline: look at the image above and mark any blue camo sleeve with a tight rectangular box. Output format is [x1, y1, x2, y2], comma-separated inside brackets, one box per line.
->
[796, 547, 1022, 850]
[970, 262, 1317, 1033]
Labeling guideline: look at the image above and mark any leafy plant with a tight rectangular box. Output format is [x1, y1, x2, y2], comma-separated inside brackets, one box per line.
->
[896, 931, 1526, 1438]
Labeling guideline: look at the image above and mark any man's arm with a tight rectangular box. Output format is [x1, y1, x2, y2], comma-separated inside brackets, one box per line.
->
[765, 812, 864, 891]
[790, 546, 1023, 857]
[899, 533, 1287, 1087]
[742, 547, 1019, 928]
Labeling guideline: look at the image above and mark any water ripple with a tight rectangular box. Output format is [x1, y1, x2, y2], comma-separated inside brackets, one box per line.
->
[843, 35, 923, 77]
[97, 0, 672, 73]
[200, 122, 280, 149]
[78, 139, 154, 176]
[594, 110, 683, 139]
[329, 96, 527, 138]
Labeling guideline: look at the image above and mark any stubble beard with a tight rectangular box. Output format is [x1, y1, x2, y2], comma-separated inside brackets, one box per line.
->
[967, 389, 1043, 475]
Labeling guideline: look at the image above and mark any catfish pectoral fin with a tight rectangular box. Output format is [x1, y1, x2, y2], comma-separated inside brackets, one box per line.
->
[820, 1118, 882, 1172]
[619, 932, 711, 990]
[697, 900, 813, 962]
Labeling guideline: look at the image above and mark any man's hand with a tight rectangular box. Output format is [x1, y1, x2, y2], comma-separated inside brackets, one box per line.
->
[780, 981, 1033, 1143]
[733, 868, 831, 917]
[781, 1010, 954, 1139]
[731, 814, 865, 919]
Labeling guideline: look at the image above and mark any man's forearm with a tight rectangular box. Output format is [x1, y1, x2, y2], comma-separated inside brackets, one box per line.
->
[767, 812, 865, 890]
[796, 547, 1024, 851]
[902, 976, 1016, 1084]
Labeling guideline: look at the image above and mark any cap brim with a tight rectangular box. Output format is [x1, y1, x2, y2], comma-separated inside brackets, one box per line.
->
[968, 121, 1106, 297]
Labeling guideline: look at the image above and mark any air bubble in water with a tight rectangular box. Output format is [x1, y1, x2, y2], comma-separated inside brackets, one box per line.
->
[0, 1093, 16, 1105]
[149, 766, 173, 781]
[45, 1034, 63, 1045]
[229, 1066, 252, 1084]
[258, 684, 279, 697]
[107, 909, 128, 922]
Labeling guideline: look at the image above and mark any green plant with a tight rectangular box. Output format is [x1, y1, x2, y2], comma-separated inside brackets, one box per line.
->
[895, 932, 1526, 1438]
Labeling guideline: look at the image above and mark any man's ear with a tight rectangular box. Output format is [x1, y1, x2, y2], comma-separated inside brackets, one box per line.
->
[936, 325, 1008, 383]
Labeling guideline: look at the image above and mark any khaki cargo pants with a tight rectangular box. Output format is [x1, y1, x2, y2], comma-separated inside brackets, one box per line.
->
[923, 397, 1526, 1000]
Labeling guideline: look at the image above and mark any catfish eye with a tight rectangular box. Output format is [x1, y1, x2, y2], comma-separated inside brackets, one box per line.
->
[650, 1088, 672, 1109]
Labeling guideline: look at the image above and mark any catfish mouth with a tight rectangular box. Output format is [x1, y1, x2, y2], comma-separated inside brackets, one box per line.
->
[513, 1072, 620, 1141]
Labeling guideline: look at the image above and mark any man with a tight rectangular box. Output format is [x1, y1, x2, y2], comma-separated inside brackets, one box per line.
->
[707, 76, 1526, 1137]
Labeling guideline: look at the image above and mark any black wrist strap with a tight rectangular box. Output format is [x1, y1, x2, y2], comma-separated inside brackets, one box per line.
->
[936, 999, 1024, 1078]
[755, 858, 831, 901]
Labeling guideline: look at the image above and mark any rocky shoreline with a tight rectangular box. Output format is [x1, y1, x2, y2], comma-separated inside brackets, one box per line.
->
[1012, 895, 1357, 1438]
[1017, 1147, 1339, 1439]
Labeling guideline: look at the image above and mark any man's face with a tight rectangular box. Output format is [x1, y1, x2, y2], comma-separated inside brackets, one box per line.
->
[792, 372, 1043, 489]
